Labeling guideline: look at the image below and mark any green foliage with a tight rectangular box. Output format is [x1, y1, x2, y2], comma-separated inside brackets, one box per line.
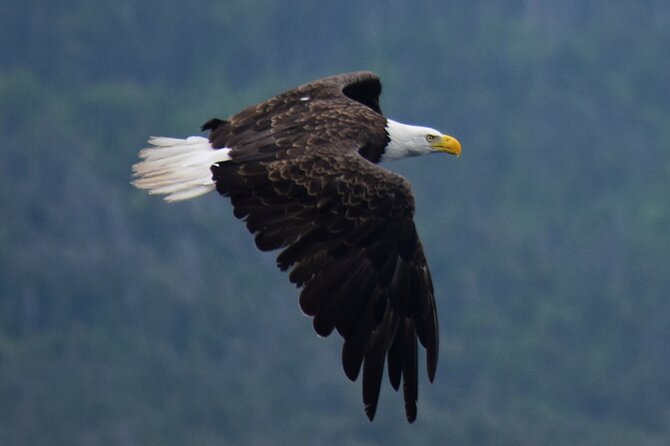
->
[2, 1, 670, 444]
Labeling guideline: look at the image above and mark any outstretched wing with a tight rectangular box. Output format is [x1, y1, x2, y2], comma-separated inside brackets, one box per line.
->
[204, 72, 389, 163]
[200, 71, 439, 421]
[211, 145, 438, 422]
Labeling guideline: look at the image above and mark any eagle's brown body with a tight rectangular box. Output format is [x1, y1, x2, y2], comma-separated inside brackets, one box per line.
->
[132, 71, 460, 422]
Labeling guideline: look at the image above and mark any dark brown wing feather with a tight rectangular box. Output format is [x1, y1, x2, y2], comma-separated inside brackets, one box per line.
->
[206, 71, 389, 163]
[206, 72, 438, 422]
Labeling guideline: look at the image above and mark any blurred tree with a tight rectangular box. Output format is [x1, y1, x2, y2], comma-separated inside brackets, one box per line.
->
[1, 0, 669, 444]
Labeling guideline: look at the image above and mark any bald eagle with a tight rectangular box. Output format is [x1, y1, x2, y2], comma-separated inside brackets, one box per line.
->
[132, 71, 461, 422]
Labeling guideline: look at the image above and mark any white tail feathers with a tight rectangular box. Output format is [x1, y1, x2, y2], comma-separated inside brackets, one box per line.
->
[131, 136, 231, 202]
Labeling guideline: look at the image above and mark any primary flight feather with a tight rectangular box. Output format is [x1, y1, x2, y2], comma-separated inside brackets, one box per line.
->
[132, 71, 461, 422]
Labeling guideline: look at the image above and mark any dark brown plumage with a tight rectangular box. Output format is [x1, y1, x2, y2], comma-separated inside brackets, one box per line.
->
[131, 71, 460, 422]
[204, 72, 437, 422]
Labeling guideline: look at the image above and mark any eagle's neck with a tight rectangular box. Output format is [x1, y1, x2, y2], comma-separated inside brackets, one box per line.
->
[382, 119, 434, 162]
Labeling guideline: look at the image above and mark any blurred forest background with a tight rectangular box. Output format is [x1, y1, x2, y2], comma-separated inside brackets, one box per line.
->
[2, 0, 670, 444]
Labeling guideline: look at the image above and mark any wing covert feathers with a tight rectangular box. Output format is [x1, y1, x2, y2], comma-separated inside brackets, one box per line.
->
[187, 72, 438, 422]
[211, 145, 439, 422]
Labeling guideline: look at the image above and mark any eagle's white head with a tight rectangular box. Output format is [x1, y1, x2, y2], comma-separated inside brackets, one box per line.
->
[382, 119, 461, 162]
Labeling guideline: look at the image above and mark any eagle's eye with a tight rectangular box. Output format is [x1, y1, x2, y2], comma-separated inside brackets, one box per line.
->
[426, 135, 436, 143]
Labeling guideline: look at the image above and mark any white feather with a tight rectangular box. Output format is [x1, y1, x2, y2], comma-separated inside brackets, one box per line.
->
[382, 119, 440, 162]
[131, 136, 231, 202]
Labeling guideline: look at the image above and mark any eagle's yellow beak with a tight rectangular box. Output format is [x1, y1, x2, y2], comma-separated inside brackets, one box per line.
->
[433, 134, 462, 157]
